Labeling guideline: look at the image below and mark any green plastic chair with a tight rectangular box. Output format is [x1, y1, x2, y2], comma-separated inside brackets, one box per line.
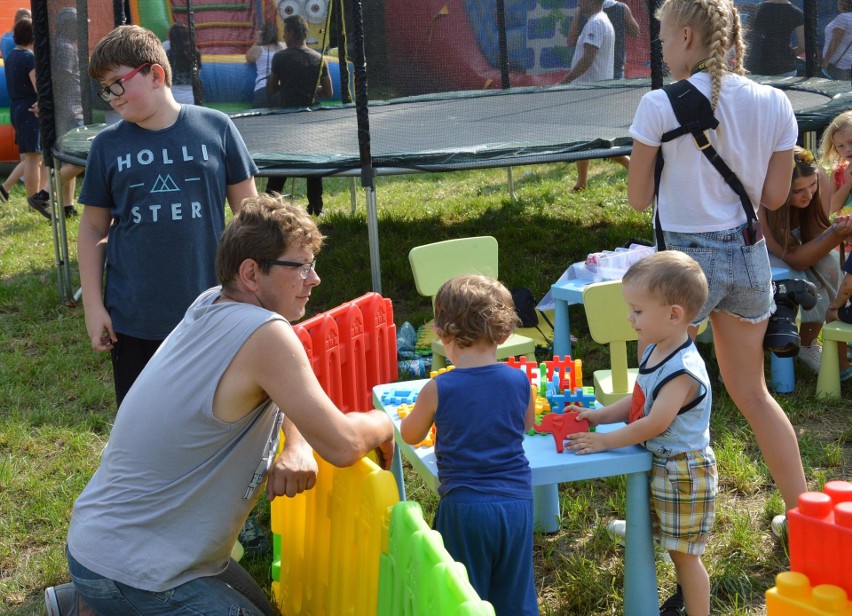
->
[408, 236, 536, 369]
[816, 320, 852, 399]
[582, 279, 639, 406]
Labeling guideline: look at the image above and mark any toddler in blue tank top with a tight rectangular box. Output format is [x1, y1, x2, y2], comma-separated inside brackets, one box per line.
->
[400, 274, 539, 616]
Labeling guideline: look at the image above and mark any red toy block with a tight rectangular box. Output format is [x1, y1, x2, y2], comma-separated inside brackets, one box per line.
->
[789, 481, 852, 596]
[327, 301, 368, 413]
[533, 411, 589, 453]
[354, 292, 398, 405]
[506, 355, 581, 390]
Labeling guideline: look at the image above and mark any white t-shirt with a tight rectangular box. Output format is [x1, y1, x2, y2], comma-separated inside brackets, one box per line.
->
[571, 12, 615, 82]
[823, 13, 852, 69]
[629, 72, 797, 233]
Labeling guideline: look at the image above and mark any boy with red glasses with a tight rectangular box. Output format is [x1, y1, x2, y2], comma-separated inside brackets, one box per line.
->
[77, 25, 259, 406]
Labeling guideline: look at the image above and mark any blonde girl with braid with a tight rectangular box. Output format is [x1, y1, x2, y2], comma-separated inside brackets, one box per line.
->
[626, 0, 807, 608]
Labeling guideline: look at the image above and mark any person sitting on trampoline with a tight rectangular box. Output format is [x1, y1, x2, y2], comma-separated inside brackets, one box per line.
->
[562, 0, 629, 191]
[266, 15, 332, 216]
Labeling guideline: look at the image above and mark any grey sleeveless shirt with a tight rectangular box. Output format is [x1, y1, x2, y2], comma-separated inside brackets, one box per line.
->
[68, 287, 285, 591]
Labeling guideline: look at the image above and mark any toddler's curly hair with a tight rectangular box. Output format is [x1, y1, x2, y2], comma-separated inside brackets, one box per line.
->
[433, 275, 519, 348]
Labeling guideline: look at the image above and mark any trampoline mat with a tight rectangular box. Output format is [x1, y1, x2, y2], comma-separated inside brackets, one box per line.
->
[57, 77, 850, 176]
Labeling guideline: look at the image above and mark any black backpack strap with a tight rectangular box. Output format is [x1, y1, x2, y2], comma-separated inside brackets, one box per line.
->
[653, 80, 759, 248]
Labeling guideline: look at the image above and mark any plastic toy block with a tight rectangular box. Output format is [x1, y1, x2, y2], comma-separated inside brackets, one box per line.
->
[378, 501, 496, 616]
[430, 366, 456, 378]
[380, 388, 420, 406]
[271, 451, 399, 616]
[766, 571, 852, 615]
[533, 410, 589, 453]
[789, 481, 852, 596]
[506, 355, 582, 390]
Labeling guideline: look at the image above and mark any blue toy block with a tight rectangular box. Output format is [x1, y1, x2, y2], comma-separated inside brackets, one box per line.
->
[380, 388, 419, 406]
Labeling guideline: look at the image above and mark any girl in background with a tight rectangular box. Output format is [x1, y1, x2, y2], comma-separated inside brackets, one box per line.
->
[761, 147, 851, 379]
[247, 21, 285, 108]
[821, 110, 852, 213]
[166, 23, 202, 105]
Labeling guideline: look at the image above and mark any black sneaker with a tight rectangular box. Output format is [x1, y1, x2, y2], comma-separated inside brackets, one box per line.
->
[238, 516, 271, 560]
[45, 583, 78, 615]
[0, 185, 9, 202]
[27, 194, 51, 220]
[659, 585, 685, 615]
[64, 205, 79, 218]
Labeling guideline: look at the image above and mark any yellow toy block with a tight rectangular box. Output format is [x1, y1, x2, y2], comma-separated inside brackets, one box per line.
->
[767, 571, 852, 615]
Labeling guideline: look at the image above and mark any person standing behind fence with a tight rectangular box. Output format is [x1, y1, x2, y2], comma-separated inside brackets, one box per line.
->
[603, 0, 640, 79]
[744, 0, 804, 77]
[822, 0, 852, 80]
[627, 0, 808, 520]
[166, 23, 202, 105]
[0, 8, 32, 204]
[6, 18, 50, 219]
[266, 15, 332, 216]
[400, 275, 538, 616]
[77, 25, 258, 406]
[247, 21, 285, 108]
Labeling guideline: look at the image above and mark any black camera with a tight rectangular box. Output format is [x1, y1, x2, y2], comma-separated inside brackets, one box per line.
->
[763, 279, 818, 357]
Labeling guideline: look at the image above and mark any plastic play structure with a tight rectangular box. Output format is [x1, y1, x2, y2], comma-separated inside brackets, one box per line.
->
[766, 480, 852, 614]
[383, 0, 651, 95]
[270, 292, 496, 614]
[127, 0, 345, 112]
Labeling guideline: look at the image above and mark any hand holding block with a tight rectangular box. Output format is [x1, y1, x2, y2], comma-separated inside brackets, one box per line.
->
[533, 410, 590, 453]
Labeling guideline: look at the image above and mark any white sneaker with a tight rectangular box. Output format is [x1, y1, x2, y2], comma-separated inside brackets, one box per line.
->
[797, 343, 822, 374]
[771, 514, 787, 539]
[607, 519, 626, 546]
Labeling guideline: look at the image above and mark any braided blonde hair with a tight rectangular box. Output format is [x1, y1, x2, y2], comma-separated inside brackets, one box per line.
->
[656, 0, 745, 110]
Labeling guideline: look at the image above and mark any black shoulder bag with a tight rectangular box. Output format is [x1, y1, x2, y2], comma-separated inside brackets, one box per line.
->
[653, 79, 763, 250]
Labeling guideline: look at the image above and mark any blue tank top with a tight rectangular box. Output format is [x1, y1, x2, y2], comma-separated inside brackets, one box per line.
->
[434, 364, 532, 499]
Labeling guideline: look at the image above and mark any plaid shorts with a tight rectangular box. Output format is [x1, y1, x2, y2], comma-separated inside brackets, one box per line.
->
[650, 448, 717, 556]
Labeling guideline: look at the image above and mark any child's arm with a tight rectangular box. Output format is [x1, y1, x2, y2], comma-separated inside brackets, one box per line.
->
[565, 373, 697, 454]
[575, 394, 632, 427]
[400, 379, 438, 445]
[77, 206, 116, 352]
[524, 387, 535, 432]
[561, 43, 598, 84]
[826, 271, 852, 323]
[227, 177, 258, 215]
[830, 165, 852, 214]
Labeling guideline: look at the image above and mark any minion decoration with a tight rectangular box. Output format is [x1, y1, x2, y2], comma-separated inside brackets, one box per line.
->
[276, 0, 330, 48]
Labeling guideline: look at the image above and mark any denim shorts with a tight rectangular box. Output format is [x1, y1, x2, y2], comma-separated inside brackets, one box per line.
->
[662, 224, 774, 323]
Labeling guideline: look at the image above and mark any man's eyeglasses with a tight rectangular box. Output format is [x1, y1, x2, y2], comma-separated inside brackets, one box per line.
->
[97, 63, 152, 102]
[267, 258, 316, 279]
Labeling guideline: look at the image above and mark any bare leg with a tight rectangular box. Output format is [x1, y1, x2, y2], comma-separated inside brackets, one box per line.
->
[709, 311, 807, 510]
[2, 160, 25, 194]
[668, 551, 710, 616]
[611, 155, 630, 169]
[574, 160, 589, 191]
[23, 152, 41, 197]
[61, 163, 83, 206]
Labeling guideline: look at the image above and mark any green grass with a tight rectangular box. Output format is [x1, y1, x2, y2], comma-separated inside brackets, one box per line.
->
[1, 162, 849, 615]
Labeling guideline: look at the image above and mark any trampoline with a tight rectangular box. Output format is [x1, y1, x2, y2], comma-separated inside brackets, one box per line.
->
[57, 77, 852, 176]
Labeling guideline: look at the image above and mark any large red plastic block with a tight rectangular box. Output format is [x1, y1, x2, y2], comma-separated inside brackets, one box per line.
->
[327, 301, 368, 413]
[304, 315, 344, 409]
[292, 324, 313, 365]
[789, 481, 852, 596]
[354, 293, 398, 406]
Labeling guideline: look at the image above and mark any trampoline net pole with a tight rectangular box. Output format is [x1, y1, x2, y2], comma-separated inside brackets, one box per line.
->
[366, 187, 382, 294]
[803, 0, 819, 78]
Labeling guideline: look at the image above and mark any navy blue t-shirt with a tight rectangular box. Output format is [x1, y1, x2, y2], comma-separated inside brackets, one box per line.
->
[5, 47, 36, 102]
[79, 105, 258, 339]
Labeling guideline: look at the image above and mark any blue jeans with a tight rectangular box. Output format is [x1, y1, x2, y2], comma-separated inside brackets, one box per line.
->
[67, 548, 278, 615]
[434, 489, 539, 616]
